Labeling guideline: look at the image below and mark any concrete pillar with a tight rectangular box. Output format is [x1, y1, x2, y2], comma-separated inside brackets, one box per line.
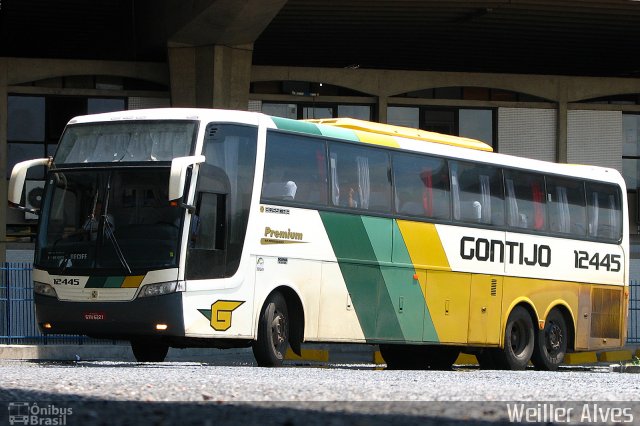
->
[168, 44, 253, 110]
[377, 96, 388, 123]
[557, 100, 568, 163]
[0, 58, 7, 262]
[556, 82, 569, 164]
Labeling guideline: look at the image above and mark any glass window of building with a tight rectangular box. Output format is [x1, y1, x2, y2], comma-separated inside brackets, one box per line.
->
[303, 106, 333, 119]
[387, 106, 419, 128]
[337, 105, 371, 120]
[388, 106, 495, 147]
[459, 109, 494, 145]
[7, 95, 127, 179]
[622, 113, 640, 190]
[262, 103, 298, 119]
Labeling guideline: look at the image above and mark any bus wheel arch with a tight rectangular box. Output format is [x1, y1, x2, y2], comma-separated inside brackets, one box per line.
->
[546, 303, 575, 352]
[252, 286, 305, 366]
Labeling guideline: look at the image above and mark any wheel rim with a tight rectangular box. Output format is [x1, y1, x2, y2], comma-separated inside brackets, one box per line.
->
[545, 322, 563, 356]
[510, 319, 529, 356]
[270, 309, 287, 356]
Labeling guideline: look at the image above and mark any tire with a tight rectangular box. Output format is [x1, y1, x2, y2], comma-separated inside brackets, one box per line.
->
[493, 306, 535, 370]
[379, 344, 459, 370]
[130, 338, 169, 362]
[531, 308, 568, 371]
[253, 292, 289, 367]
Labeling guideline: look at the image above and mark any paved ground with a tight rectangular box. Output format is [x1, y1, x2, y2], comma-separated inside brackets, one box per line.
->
[1, 360, 639, 425]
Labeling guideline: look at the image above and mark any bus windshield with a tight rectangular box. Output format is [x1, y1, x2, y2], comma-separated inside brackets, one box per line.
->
[35, 167, 182, 273]
[54, 121, 197, 164]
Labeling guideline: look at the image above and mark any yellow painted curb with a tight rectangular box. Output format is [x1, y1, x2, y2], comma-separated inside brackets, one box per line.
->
[284, 348, 329, 362]
[373, 351, 385, 365]
[597, 350, 633, 363]
[455, 353, 478, 365]
[564, 351, 598, 365]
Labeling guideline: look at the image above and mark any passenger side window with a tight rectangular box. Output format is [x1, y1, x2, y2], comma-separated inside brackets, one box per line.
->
[262, 132, 328, 205]
[504, 170, 546, 230]
[586, 182, 622, 241]
[546, 177, 586, 237]
[393, 153, 450, 219]
[450, 160, 504, 225]
[329, 143, 391, 212]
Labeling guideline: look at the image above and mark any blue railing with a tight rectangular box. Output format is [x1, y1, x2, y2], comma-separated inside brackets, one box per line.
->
[1, 262, 640, 345]
[628, 280, 640, 344]
[0, 263, 117, 345]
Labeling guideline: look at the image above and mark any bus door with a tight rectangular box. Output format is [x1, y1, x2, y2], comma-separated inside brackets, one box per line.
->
[186, 190, 227, 279]
[468, 275, 503, 345]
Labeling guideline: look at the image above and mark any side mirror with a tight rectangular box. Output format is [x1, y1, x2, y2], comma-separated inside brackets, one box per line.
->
[8, 158, 51, 208]
[168, 155, 206, 201]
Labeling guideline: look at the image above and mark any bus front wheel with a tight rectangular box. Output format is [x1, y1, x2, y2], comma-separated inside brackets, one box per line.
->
[253, 292, 289, 367]
[531, 308, 568, 371]
[494, 306, 535, 370]
[130, 338, 169, 362]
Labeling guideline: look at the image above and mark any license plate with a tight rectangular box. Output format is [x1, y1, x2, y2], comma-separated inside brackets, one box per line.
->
[83, 312, 106, 320]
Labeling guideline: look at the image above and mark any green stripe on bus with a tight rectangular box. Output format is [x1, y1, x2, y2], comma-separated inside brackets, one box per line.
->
[316, 125, 360, 142]
[363, 217, 433, 342]
[391, 221, 438, 342]
[104, 276, 125, 288]
[271, 116, 322, 135]
[85, 277, 107, 288]
[320, 212, 404, 341]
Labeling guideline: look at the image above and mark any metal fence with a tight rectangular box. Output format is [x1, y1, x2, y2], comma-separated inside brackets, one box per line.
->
[1, 262, 640, 345]
[628, 280, 640, 344]
[0, 263, 116, 345]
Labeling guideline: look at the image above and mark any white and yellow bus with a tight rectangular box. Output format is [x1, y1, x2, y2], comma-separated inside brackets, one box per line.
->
[9, 108, 628, 370]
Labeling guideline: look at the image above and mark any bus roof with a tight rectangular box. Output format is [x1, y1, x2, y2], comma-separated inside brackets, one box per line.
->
[306, 117, 493, 152]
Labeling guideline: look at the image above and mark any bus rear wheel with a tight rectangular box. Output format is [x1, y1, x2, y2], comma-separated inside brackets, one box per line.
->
[494, 306, 534, 370]
[130, 338, 169, 362]
[531, 308, 567, 371]
[253, 292, 289, 367]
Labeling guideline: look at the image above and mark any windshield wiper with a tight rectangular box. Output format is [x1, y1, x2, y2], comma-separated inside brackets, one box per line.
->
[102, 173, 131, 274]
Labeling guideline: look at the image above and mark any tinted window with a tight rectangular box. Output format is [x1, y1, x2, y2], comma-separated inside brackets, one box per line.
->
[586, 182, 622, 241]
[450, 160, 504, 225]
[546, 177, 587, 237]
[329, 143, 391, 212]
[262, 132, 328, 205]
[504, 170, 546, 231]
[393, 153, 450, 219]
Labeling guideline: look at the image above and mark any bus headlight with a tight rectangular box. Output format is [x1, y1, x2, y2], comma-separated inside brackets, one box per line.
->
[138, 281, 183, 298]
[34, 282, 58, 298]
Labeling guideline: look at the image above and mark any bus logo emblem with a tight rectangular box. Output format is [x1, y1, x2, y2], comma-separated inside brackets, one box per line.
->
[198, 300, 245, 331]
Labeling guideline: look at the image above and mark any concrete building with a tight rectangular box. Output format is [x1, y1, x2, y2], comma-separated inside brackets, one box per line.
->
[2, 0, 640, 274]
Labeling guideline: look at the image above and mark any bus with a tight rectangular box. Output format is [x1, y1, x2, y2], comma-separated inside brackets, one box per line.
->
[9, 108, 628, 370]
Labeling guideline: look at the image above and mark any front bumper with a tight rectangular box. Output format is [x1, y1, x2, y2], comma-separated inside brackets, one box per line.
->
[34, 292, 185, 338]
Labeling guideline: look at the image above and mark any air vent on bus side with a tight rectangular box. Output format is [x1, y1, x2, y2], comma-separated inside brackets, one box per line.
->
[590, 288, 622, 339]
[208, 127, 218, 138]
[490, 278, 497, 296]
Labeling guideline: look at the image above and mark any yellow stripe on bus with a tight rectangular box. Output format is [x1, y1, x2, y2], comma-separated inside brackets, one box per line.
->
[353, 130, 400, 148]
[396, 220, 450, 270]
[121, 275, 145, 288]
